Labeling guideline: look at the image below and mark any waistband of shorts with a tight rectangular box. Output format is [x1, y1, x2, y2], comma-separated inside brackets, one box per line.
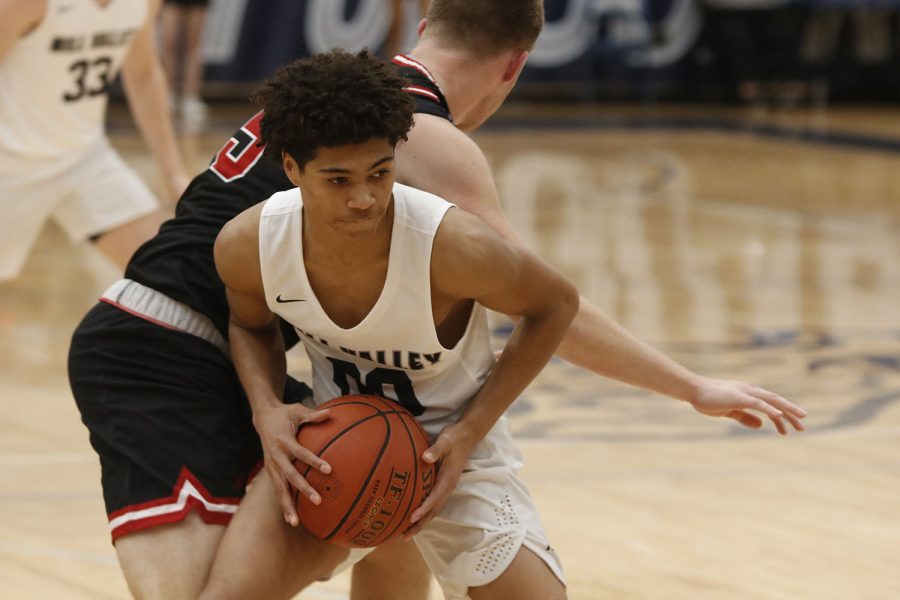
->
[100, 278, 229, 355]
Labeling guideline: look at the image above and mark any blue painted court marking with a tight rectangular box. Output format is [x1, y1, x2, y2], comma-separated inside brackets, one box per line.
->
[483, 114, 900, 155]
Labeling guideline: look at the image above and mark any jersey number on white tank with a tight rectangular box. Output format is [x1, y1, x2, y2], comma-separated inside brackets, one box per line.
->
[63, 56, 113, 102]
[327, 357, 425, 416]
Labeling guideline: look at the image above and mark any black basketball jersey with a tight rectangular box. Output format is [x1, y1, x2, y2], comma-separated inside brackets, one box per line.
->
[124, 60, 452, 340]
[125, 112, 289, 338]
[391, 54, 453, 122]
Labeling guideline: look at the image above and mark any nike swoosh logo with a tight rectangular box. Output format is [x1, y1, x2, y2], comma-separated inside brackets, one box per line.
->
[276, 294, 306, 303]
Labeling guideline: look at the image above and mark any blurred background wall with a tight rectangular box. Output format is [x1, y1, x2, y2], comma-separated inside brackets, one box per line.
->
[199, 0, 900, 105]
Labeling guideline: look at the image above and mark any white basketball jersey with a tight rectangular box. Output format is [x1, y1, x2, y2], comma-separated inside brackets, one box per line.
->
[0, 0, 147, 159]
[259, 184, 497, 438]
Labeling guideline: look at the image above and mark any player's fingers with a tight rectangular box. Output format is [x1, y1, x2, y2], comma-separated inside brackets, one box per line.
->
[278, 454, 322, 506]
[410, 470, 456, 524]
[286, 469, 321, 507]
[783, 410, 806, 432]
[749, 385, 808, 419]
[290, 440, 331, 474]
[729, 410, 763, 429]
[270, 471, 299, 526]
[294, 406, 330, 425]
[769, 413, 788, 436]
[306, 408, 331, 423]
[409, 481, 445, 523]
[423, 436, 451, 464]
[403, 509, 436, 539]
[746, 397, 783, 420]
[409, 492, 439, 524]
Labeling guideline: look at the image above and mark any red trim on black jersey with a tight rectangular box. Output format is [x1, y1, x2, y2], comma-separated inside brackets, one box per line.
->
[107, 467, 240, 542]
[391, 56, 453, 123]
[403, 85, 441, 102]
[392, 54, 437, 83]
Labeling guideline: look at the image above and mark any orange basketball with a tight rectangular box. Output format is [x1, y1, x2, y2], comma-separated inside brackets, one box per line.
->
[295, 394, 436, 548]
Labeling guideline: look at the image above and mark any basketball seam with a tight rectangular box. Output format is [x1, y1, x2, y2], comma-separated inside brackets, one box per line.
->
[321, 411, 393, 542]
[375, 413, 424, 544]
[299, 403, 387, 477]
[298, 405, 412, 483]
[297, 396, 430, 546]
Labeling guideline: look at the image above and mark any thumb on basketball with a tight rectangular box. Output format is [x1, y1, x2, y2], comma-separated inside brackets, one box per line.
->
[422, 435, 451, 464]
[290, 404, 330, 426]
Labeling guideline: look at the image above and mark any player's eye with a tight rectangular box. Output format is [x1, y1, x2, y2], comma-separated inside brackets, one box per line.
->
[371, 169, 390, 179]
[328, 177, 349, 185]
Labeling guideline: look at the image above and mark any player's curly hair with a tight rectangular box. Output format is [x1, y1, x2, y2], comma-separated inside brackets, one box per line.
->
[251, 49, 415, 168]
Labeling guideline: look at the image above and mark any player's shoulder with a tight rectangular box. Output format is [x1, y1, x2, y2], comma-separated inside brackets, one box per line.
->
[431, 205, 517, 299]
[215, 202, 265, 284]
[261, 188, 300, 217]
[393, 181, 451, 205]
[434, 203, 505, 263]
[406, 112, 486, 161]
[391, 182, 455, 230]
[219, 202, 263, 246]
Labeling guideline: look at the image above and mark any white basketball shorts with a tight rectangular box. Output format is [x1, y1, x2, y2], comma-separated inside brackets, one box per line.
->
[331, 416, 565, 599]
[0, 137, 158, 280]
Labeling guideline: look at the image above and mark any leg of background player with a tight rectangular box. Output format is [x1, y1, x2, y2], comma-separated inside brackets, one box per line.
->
[93, 210, 171, 271]
[114, 511, 224, 600]
[350, 537, 434, 600]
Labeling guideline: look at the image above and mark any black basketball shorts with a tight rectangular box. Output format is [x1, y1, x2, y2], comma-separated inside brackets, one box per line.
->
[68, 302, 311, 542]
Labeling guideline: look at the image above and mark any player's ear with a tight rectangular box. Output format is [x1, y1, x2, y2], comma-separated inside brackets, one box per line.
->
[417, 18, 427, 38]
[502, 50, 529, 83]
[282, 151, 302, 185]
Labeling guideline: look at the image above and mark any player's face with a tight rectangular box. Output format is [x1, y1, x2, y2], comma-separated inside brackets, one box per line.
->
[289, 138, 397, 238]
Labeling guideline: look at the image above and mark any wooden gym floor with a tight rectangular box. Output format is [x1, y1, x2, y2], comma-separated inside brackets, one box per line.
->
[1, 101, 899, 599]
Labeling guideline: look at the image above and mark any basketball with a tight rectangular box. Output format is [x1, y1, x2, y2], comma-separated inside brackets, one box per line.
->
[295, 394, 436, 548]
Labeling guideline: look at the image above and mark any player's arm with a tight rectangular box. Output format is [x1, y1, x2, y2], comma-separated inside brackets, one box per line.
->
[119, 0, 190, 202]
[398, 113, 807, 434]
[406, 207, 579, 534]
[215, 205, 331, 526]
[434, 207, 578, 442]
[397, 114, 526, 245]
[0, 0, 46, 63]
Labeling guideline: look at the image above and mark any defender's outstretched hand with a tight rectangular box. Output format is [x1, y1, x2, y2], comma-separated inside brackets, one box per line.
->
[689, 377, 806, 434]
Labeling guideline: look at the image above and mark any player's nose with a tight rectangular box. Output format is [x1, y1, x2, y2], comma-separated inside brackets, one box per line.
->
[347, 187, 376, 210]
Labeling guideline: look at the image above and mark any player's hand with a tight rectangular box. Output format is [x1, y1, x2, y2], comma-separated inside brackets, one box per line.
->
[689, 377, 807, 435]
[404, 423, 476, 539]
[254, 401, 332, 526]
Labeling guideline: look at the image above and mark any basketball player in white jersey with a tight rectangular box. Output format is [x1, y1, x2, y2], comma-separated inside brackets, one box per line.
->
[205, 49, 578, 600]
[256, 0, 807, 548]
[0, 0, 189, 281]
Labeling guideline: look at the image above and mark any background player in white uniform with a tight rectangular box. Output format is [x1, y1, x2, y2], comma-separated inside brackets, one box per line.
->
[0, 0, 189, 281]
[206, 50, 578, 600]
